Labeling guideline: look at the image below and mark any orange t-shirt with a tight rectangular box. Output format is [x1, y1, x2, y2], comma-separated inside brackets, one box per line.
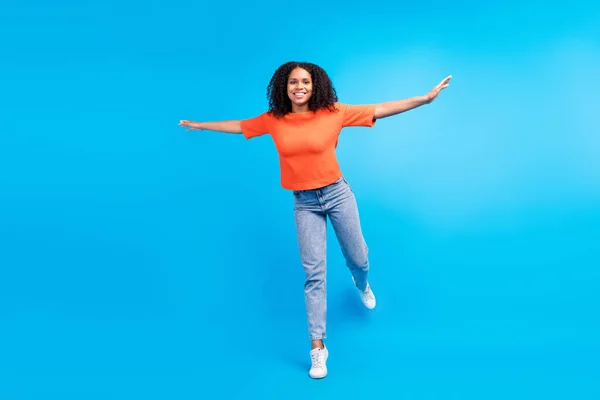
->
[240, 102, 377, 190]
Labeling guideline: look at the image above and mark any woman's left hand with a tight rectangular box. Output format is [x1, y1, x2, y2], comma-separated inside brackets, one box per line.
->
[425, 75, 452, 103]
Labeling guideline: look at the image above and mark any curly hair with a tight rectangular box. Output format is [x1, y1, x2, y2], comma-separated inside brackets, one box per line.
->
[266, 61, 338, 118]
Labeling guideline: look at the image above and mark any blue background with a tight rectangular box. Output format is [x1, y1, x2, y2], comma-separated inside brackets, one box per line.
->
[1, 0, 599, 398]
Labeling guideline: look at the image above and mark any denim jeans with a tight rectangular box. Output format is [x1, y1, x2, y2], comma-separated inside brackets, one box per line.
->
[293, 176, 370, 340]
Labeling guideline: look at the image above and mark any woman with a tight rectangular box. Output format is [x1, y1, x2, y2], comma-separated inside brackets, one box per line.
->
[179, 61, 451, 379]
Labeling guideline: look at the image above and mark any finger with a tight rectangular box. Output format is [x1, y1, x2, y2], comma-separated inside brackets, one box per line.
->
[435, 77, 450, 89]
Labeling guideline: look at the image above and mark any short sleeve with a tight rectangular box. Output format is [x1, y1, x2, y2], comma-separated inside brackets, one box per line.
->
[341, 103, 377, 128]
[240, 112, 269, 139]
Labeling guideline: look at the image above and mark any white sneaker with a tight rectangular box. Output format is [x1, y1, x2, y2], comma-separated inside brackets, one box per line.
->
[352, 277, 376, 309]
[309, 345, 328, 379]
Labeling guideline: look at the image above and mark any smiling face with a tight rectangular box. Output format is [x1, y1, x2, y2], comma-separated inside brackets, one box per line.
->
[287, 67, 313, 113]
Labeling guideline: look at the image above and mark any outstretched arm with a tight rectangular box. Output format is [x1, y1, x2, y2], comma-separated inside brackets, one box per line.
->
[179, 120, 242, 134]
[374, 75, 451, 119]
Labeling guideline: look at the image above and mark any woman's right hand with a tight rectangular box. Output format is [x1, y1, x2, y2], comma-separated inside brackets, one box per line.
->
[179, 120, 204, 132]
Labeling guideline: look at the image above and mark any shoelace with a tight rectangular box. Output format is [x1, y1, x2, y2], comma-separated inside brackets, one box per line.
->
[311, 350, 325, 369]
[364, 286, 374, 301]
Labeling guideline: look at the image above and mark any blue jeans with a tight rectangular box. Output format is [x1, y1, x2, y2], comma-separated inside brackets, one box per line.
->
[293, 176, 370, 340]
